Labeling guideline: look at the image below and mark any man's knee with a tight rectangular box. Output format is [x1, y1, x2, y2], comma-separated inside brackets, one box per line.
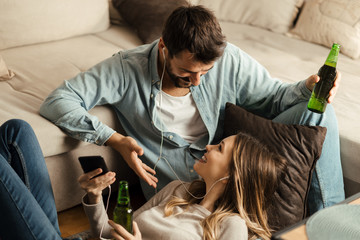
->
[273, 102, 338, 130]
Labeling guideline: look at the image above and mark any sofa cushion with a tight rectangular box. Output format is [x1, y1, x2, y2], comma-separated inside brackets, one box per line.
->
[0, 0, 110, 50]
[198, 0, 304, 33]
[112, 0, 188, 43]
[289, 0, 360, 59]
[223, 103, 327, 230]
[0, 55, 15, 81]
[0, 25, 140, 157]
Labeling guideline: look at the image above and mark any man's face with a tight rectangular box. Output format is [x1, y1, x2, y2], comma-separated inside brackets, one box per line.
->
[165, 50, 214, 88]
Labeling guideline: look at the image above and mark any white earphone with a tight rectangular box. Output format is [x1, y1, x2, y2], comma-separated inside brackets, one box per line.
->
[218, 176, 230, 181]
[154, 45, 228, 199]
[162, 47, 166, 61]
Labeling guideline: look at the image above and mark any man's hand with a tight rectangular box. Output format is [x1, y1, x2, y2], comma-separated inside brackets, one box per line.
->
[106, 133, 158, 188]
[109, 220, 142, 240]
[305, 71, 341, 103]
[78, 169, 116, 204]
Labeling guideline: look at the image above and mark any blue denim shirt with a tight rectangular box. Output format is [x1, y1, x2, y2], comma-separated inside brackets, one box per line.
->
[40, 41, 311, 199]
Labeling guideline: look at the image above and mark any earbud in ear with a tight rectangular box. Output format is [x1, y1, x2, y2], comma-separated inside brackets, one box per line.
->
[162, 47, 166, 61]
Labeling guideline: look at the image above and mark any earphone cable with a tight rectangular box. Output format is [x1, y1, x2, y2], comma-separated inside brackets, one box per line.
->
[161, 155, 228, 199]
[153, 47, 229, 199]
[153, 48, 167, 194]
[99, 185, 112, 240]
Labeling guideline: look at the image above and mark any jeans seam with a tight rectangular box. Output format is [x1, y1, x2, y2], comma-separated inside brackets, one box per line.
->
[13, 142, 31, 190]
[315, 166, 327, 208]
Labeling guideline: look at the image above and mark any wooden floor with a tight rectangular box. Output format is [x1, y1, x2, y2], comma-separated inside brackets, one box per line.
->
[58, 184, 146, 239]
[58, 203, 93, 238]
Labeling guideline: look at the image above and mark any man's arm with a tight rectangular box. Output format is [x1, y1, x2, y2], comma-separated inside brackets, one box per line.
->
[39, 57, 119, 145]
[40, 56, 158, 187]
[231, 46, 310, 118]
[232, 45, 341, 118]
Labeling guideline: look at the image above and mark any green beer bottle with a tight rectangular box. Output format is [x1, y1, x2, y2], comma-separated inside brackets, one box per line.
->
[307, 43, 340, 113]
[113, 181, 133, 234]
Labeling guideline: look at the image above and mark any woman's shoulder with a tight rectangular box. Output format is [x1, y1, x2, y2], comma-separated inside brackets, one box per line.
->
[222, 214, 246, 225]
[219, 215, 248, 239]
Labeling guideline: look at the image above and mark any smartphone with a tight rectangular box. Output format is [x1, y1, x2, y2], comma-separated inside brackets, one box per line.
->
[78, 156, 109, 178]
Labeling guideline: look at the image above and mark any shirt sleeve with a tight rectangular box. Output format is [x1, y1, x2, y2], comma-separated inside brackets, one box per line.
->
[232, 44, 311, 119]
[219, 215, 248, 240]
[82, 194, 113, 239]
[39, 55, 123, 145]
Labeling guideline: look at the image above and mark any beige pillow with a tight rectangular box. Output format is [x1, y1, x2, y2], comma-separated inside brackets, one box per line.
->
[197, 0, 304, 33]
[0, 0, 110, 50]
[290, 0, 360, 59]
[0, 55, 15, 81]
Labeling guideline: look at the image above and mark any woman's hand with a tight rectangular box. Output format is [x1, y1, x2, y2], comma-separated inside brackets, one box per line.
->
[78, 169, 116, 204]
[305, 71, 341, 103]
[109, 220, 142, 240]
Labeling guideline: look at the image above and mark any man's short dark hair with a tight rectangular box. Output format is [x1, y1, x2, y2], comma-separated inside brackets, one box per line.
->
[162, 5, 226, 64]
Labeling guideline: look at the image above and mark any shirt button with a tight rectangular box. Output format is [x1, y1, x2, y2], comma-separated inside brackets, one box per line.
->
[150, 94, 154, 98]
[168, 135, 173, 140]
[190, 169, 194, 173]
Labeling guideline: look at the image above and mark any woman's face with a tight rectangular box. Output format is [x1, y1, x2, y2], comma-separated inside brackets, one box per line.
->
[194, 135, 236, 183]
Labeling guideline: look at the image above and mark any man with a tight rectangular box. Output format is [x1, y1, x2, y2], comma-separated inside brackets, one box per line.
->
[40, 5, 344, 214]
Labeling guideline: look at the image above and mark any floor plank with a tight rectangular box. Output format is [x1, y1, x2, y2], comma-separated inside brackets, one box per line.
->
[58, 204, 90, 238]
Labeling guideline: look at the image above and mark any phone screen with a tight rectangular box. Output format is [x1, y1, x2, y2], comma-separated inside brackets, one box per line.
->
[78, 156, 109, 178]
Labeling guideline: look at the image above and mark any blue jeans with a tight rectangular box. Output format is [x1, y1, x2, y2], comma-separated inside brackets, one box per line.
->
[0, 119, 62, 240]
[273, 102, 345, 215]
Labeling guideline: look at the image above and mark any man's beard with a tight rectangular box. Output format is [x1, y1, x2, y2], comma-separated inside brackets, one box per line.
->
[165, 62, 191, 88]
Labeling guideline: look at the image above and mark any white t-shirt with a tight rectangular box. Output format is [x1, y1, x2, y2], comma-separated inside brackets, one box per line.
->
[155, 91, 208, 144]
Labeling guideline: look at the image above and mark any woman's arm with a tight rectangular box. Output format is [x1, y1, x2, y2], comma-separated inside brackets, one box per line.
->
[78, 168, 116, 238]
[219, 215, 248, 240]
[82, 194, 113, 239]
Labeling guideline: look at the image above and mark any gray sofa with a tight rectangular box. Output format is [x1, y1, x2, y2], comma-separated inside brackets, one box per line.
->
[1, 0, 359, 213]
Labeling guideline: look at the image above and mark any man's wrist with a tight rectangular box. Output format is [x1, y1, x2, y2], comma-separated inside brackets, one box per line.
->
[105, 132, 124, 147]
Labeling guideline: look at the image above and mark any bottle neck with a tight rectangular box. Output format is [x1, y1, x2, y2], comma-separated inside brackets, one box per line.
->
[324, 43, 340, 68]
[117, 181, 131, 206]
[117, 197, 130, 206]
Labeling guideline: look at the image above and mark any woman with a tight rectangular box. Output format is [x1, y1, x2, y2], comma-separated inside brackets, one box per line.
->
[0, 119, 286, 240]
[80, 132, 287, 240]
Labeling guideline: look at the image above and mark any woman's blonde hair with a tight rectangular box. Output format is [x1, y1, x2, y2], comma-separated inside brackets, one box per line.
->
[164, 133, 287, 240]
